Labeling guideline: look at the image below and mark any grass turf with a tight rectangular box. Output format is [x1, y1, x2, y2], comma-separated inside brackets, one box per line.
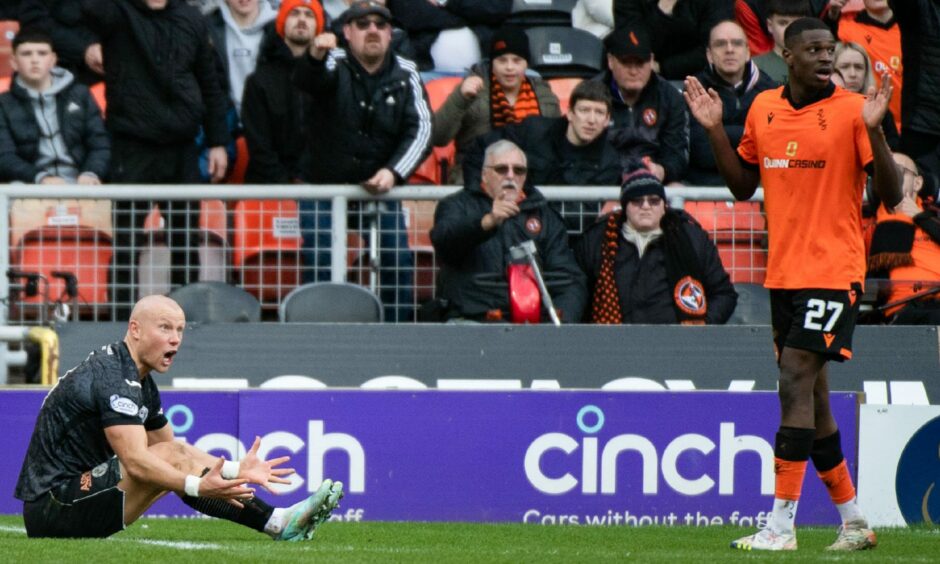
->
[0, 515, 936, 563]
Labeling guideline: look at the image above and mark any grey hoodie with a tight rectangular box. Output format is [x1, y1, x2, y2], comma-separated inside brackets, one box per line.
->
[220, 1, 277, 116]
[16, 67, 87, 183]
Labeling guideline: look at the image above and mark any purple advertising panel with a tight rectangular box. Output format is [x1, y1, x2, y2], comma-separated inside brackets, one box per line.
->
[0, 390, 859, 526]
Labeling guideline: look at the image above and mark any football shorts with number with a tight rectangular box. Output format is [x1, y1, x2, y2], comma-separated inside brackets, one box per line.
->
[770, 283, 862, 362]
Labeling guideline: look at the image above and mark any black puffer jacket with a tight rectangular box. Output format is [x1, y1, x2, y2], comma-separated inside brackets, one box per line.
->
[430, 182, 588, 322]
[462, 116, 623, 189]
[575, 209, 737, 324]
[0, 73, 110, 182]
[688, 61, 776, 186]
[242, 25, 309, 184]
[614, 0, 733, 80]
[890, 0, 940, 136]
[293, 48, 431, 183]
[81, 0, 230, 146]
[593, 71, 689, 184]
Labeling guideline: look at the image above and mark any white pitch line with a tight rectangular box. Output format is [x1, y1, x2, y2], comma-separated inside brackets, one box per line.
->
[126, 539, 224, 550]
[0, 525, 25, 534]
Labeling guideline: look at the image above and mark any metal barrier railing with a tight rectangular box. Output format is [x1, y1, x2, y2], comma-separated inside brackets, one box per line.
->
[0, 184, 767, 327]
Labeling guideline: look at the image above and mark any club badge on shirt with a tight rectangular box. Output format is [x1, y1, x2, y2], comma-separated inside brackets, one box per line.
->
[643, 108, 658, 127]
[525, 216, 542, 235]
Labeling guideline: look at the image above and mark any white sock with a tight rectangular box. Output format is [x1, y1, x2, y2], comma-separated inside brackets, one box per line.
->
[835, 497, 866, 525]
[264, 507, 287, 538]
[768, 498, 798, 534]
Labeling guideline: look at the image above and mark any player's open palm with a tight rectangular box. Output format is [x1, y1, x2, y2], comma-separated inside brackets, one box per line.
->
[200, 457, 254, 501]
[683, 76, 723, 130]
[239, 436, 295, 493]
[862, 72, 893, 129]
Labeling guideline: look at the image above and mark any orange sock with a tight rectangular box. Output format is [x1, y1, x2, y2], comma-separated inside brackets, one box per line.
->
[774, 458, 808, 501]
[817, 460, 856, 504]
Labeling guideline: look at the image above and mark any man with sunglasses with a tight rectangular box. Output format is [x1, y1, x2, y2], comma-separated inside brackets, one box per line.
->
[575, 169, 737, 324]
[430, 140, 587, 323]
[294, 0, 431, 321]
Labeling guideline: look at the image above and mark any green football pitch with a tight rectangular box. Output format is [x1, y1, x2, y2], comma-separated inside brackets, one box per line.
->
[0, 515, 934, 563]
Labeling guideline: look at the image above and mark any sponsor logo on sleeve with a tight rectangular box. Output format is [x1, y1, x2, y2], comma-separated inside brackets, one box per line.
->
[110, 395, 139, 417]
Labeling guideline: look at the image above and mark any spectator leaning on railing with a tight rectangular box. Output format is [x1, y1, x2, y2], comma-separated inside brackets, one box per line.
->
[0, 28, 109, 185]
[293, 0, 431, 322]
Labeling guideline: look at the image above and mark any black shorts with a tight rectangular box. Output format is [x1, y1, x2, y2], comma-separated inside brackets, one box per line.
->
[23, 457, 125, 538]
[770, 283, 862, 362]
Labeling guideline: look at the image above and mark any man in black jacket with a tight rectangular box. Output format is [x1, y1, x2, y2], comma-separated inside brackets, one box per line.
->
[0, 28, 109, 184]
[576, 169, 737, 324]
[431, 139, 587, 323]
[17, 0, 102, 84]
[687, 20, 776, 185]
[462, 80, 623, 233]
[82, 0, 232, 319]
[597, 26, 690, 185]
[242, 0, 320, 184]
[294, 0, 431, 321]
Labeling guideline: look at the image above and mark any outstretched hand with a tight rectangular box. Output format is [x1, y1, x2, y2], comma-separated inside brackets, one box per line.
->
[198, 457, 254, 504]
[862, 72, 893, 129]
[683, 76, 724, 130]
[238, 436, 295, 493]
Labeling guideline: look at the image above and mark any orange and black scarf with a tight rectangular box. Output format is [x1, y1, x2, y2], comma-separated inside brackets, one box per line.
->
[590, 211, 708, 324]
[490, 75, 540, 129]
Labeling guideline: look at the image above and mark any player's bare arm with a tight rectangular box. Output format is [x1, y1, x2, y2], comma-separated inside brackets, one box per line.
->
[864, 73, 903, 209]
[105, 424, 252, 500]
[684, 76, 760, 199]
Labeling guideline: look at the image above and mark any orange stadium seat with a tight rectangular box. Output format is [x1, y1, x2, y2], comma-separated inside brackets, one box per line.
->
[0, 21, 18, 78]
[232, 199, 302, 302]
[228, 136, 249, 184]
[89, 81, 106, 116]
[403, 200, 437, 302]
[685, 201, 767, 284]
[410, 77, 462, 185]
[12, 226, 113, 310]
[0, 75, 10, 93]
[200, 199, 227, 246]
[547, 77, 582, 115]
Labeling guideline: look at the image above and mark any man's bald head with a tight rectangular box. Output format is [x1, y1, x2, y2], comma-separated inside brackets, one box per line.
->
[129, 295, 184, 326]
[125, 295, 186, 377]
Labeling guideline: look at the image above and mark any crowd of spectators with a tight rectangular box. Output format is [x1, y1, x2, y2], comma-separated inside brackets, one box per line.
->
[0, 0, 937, 324]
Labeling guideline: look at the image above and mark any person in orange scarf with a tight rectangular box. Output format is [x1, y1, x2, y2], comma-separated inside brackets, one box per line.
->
[868, 152, 940, 324]
[432, 27, 560, 185]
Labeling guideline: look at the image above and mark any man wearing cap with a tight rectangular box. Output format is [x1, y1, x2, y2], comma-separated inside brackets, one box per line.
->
[597, 26, 690, 185]
[575, 169, 737, 324]
[294, 0, 432, 321]
[430, 139, 587, 322]
[242, 0, 325, 183]
[433, 26, 560, 185]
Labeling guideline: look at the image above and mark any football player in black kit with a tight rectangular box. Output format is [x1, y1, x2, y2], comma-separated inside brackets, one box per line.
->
[15, 295, 343, 539]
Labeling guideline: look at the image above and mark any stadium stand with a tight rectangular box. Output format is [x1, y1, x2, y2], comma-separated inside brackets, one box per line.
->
[546, 77, 582, 114]
[279, 281, 384, 323]
[505, 0, 576, 27]
[526, 26, 604, 79]
[0, 20, 17, 78]
[685, 200, 767, 284]
[167, 281, 262, 323]
[726, 282, 772, 325]
[232, 199, 303, 305]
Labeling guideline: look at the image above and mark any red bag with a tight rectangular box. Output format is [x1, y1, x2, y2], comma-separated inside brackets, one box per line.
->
[507, 263, 540, 323]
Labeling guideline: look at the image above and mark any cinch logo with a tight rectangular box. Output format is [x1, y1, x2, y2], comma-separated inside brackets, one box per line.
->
[523, 405, 774, 496]
[166, 404, 365, 494]
[763, 157, 827, 169]
[895, 415, 940, 525]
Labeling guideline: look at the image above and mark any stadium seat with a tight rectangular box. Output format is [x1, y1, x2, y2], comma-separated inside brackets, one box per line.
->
[0, 75, 9, 93]
[9, 199, 112, 248]
[547, 77, 582, 114]
[279, 281, 384, 323]
[727, 283, 771, 325]
[526, 26, 604, 79]
[420, 76, 462, 183]
[0, 20, 18, 78]
[227, 136, 249, 185]
[685, 201, 766, 283]
[232, 199, 302, 303]
[168, 281, 261, 323]
[89, 81, 107, 116]
[403, 200, 437, 302]
[505, 0, 576, 27]
[425, 76, 462, 110]
[408, 153, 442, 185]
[12, 226, 113, 313]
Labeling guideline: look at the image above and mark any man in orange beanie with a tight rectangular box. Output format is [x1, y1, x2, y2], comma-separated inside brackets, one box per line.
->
[241, 0, 324, 183]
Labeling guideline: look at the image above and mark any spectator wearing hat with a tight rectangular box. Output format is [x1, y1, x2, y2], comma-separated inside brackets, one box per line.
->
[241, 0, 324, 183]
[596, 26, 690, 184]
[430, 139, 587, 323]
[575, 169, 737, 324]
[294, 0, 432, 321]
[325, 0, 417, 63]
[614, 0, 734, 80]
[432, 26, 560, 185]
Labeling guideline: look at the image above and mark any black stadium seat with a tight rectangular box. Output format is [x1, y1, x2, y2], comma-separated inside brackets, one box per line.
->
[506, 0, 576, 27]
[526, 26, 604, 79]
[168, 281, 262, 323]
